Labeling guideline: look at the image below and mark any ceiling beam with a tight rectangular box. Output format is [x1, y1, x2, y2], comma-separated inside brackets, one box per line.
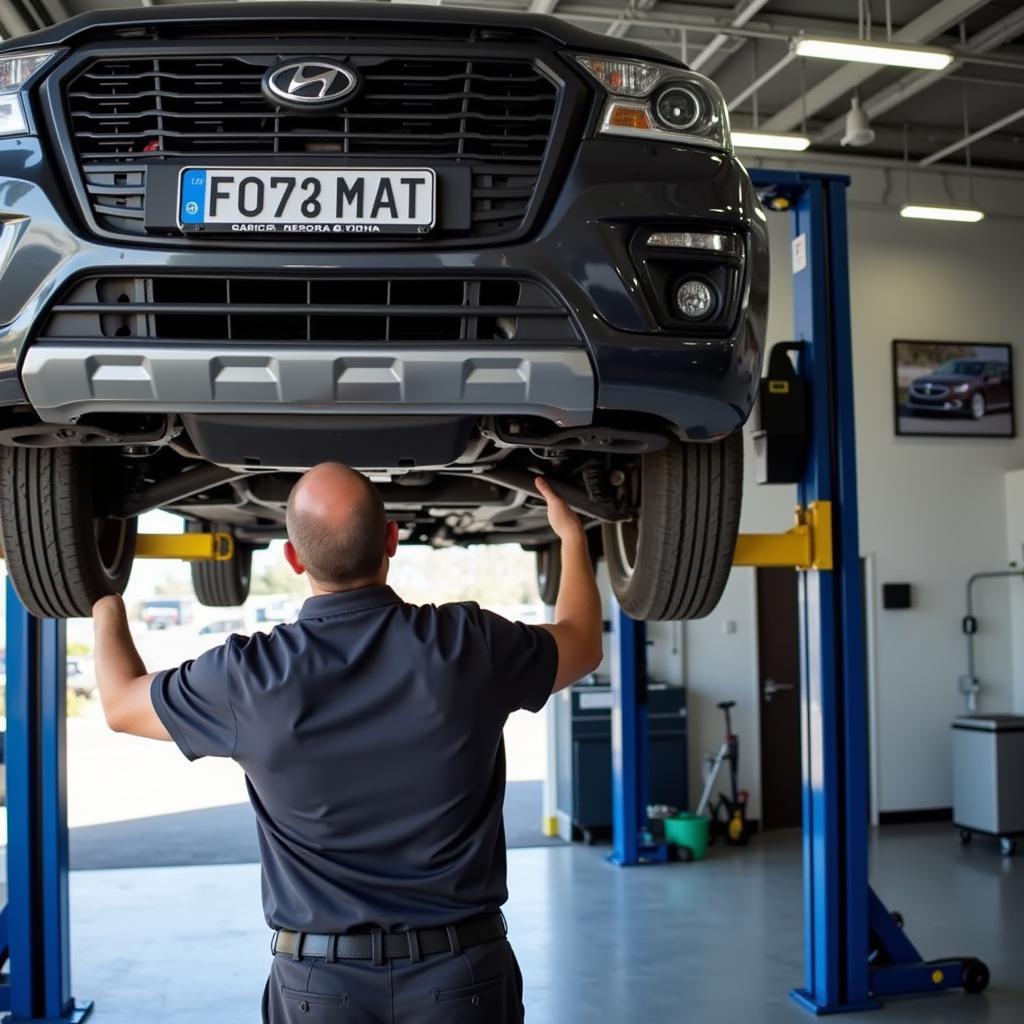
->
[36, 0, 68, 25]
[920, 104, 1024, 165]
[0, 0, 34, 36]
[689, 0, 771, 73]
[555, 3, 868, 42]
[728, 51, 795, 110]
[761, 0, 995, 133]
[814, 5, 1024, 142]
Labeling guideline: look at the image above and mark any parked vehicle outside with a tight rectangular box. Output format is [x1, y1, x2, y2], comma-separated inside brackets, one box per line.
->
[67, 656, 97, 699]
[139, 598, 195, 631]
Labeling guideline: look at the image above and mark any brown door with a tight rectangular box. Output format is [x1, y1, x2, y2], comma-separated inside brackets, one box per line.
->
[757, 567, 802, 830]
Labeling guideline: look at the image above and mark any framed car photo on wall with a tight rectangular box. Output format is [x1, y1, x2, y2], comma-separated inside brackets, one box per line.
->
[893, 340, 1015, 438]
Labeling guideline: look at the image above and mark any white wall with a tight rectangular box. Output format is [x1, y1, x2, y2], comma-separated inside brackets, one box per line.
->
[680, 160, 1024, 818]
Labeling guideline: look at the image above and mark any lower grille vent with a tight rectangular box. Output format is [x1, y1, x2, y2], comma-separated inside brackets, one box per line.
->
[40, 275, 579, 345]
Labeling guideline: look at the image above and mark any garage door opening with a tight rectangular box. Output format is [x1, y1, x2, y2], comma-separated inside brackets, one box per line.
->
[59, 512, 561, 872]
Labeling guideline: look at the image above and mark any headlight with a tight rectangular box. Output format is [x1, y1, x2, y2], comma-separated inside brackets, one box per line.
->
[0, 50, 59, 138]
[574, 54, 730, 151]
[953, 383, 971, 393]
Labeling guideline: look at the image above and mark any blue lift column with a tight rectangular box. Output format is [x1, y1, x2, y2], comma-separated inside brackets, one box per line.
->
[774, 170, 876, 1013]
[608, 601, 663, 866]
[754, 169, 987, 1012]
[1, 580, 92, 1023]
[608, 168, 987, 1010]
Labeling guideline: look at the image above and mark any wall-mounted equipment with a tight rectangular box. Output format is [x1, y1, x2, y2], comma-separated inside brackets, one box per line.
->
[882, 583, 912, 609]
[960, 569, 1024, 713]
[752, 341, 808, 484]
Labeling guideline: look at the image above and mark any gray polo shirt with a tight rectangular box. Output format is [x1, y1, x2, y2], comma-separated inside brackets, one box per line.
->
[150, 585, 558, 933]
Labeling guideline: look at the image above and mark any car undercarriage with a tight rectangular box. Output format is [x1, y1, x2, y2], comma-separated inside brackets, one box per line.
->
[3, 409, 661, 547]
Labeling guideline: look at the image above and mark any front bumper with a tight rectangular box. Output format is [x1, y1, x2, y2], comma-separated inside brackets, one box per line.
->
[906, 395, 966, 415]
[22, 344, 595, 426]
[0, 136, 768, 439]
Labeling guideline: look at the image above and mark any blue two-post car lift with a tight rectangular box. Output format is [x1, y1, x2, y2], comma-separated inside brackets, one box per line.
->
[0, 170, 989, 1021]
[608, 170, 990, 1012]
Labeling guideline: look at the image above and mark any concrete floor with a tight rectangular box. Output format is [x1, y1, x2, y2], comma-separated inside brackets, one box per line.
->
[68, 824, 1022, 1023]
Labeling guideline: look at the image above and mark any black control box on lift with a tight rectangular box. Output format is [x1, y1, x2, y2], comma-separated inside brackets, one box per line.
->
[752, 341, 809, 485]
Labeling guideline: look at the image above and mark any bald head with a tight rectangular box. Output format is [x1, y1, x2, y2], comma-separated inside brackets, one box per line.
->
[285, 464, 389, 590]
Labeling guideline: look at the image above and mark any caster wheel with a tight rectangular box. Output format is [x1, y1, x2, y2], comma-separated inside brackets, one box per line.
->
[890, 911, 905, 929]
[582, 829, 595, 847]
[999, 837, 1017, 857]
[677, 845, 694, 863]
[963, 959, 990, 994]
[959, 829, 973, 845]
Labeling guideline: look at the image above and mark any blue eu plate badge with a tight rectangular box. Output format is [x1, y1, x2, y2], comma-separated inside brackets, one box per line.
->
[180, 170, 208, 225]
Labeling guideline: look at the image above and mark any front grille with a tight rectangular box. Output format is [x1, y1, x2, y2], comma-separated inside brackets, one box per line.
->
[40, 275, 580, 345]
[910, 383, 949, 399]
[61, 53, 562, 242]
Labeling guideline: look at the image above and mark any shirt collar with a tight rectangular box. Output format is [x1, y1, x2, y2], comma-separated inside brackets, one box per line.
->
[297, 585, 402, 620]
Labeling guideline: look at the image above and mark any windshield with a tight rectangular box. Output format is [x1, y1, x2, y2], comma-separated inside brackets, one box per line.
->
[934, 360, 987, 377]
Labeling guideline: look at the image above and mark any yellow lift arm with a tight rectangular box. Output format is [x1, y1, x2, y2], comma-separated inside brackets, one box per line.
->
[732, 500, 833, 571]
[132, 502, 833, 571]
[134, 531, 235, 562]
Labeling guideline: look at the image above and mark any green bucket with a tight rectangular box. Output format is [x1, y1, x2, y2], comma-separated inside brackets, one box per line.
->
[664, 813, 710, 861]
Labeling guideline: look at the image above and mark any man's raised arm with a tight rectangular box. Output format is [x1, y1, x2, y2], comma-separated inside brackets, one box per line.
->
[92, 594, 170, 740]
[535, 478, 603, 692]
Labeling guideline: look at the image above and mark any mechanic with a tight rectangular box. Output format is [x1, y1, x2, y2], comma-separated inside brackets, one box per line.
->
[92, 462, 603, 1023]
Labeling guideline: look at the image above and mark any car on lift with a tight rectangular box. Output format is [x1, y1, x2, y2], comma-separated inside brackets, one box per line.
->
[906, 358, 1012, 420]
[0, 2, 768, 622]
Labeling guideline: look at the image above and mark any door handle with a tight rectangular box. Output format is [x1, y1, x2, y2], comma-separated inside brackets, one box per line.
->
[762, 678, 795, 700]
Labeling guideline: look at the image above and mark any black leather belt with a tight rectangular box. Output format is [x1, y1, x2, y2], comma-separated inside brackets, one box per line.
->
[272, 913, 506, 965]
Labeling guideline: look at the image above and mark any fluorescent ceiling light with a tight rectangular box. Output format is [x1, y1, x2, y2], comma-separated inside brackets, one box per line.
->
[899, 204, 985, 223]
[793, 35, 953, 71]
[733, 130, 810, 152]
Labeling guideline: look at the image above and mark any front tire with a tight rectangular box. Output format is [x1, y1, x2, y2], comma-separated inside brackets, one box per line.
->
[602, 433, 742, 621]
[971, 392, 986, 419]
[0, 447, 137, 618]
[189, 522, 253, 607]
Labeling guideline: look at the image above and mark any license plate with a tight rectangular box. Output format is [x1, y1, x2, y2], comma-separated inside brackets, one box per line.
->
[177, 167, 436, 235]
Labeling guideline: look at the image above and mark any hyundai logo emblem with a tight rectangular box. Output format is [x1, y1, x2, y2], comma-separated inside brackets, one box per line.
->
[263, 59, 360, 111]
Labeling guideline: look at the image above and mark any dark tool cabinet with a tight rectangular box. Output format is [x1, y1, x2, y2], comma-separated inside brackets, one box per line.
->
[555, 682, 687, 843]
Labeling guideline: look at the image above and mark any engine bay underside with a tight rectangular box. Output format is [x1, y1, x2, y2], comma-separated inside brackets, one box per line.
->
[1, 411, 665, 548]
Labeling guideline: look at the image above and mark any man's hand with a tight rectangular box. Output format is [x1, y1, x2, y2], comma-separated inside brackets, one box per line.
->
[93, 593, 126, 620]
[535, 477, 584, 543]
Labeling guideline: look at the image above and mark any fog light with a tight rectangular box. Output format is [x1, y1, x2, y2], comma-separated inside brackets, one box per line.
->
[675, 278, 715, 320]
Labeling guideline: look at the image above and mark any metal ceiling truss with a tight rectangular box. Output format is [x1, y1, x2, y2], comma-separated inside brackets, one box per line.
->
[3, 0, 1023, 171]
[760, 0, 995, 132]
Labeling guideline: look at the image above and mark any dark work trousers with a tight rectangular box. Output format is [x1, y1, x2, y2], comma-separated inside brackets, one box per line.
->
[262, 937, 526, 1023]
